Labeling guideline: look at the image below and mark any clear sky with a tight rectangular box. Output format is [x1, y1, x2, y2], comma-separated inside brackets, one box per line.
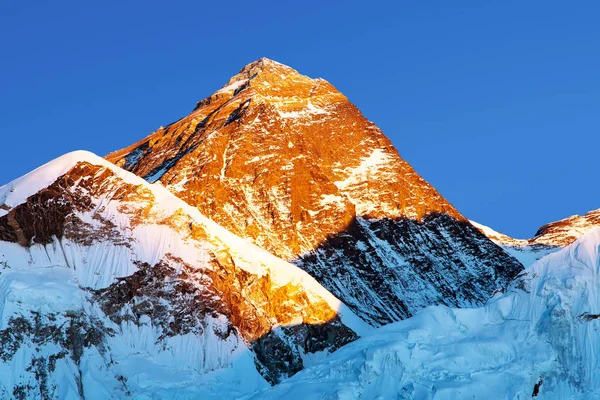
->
[1, 1, 599, 238]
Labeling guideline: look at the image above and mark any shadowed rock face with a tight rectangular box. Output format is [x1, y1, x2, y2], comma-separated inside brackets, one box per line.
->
[94, 256, 357, 384]
[107, 58, 524, 325]
[296, 214, 524, 325]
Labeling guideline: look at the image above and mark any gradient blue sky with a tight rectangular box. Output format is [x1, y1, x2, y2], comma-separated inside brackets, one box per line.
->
[1, 1, 599, 238]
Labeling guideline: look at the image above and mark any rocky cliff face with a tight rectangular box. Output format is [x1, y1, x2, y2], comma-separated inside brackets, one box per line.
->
[0, 152, 365, 398]
[108, 58, 523, 325]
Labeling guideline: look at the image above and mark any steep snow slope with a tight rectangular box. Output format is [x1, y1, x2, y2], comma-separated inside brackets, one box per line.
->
[0, 151, 368, 398]
[108, 58, 523, 326]
[253, 228, 600, 399]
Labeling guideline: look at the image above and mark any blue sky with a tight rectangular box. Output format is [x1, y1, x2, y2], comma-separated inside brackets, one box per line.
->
[1, 1, 598, 238]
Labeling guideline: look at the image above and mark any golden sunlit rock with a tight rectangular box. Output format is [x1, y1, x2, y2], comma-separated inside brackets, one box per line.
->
[107, 58, 461, 261]
[107, 58, 524, 326]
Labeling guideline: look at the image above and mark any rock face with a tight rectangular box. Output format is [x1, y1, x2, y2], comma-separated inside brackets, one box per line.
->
[0, 152, 365, 398]
[108, 58, 523, 325]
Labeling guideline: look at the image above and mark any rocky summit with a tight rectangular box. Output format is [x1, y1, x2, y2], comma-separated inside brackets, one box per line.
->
[108, 58, 524, 326]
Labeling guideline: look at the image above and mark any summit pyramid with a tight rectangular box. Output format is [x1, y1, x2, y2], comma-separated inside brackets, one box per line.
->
[107, 58, 523, 325]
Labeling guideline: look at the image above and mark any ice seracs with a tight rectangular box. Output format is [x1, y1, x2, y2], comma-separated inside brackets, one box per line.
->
[253, 227, 600, 399]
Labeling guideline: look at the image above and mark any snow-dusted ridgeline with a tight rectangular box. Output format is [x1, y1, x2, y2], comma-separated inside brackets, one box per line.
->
[470, 220, 558, 267]
[0, 151, 369, 398]
[471, 211, 600, 269]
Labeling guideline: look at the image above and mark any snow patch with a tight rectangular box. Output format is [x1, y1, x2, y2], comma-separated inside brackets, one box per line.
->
[333, 148, 396, 216]
[277, 101, 330, 119]
[216, 79, 249, 95]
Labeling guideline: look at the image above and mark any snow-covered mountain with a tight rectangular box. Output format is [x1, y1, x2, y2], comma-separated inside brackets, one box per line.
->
[107, 58, 523, 326]
[3, 57, 600, 399]
[251, 227, 600, 399]
[0, 151, 369, 398]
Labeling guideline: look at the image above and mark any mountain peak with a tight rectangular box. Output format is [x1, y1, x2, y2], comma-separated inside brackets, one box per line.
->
[211, 57, 341, 107]
[217, 57, 301, 89]
[107, 60, 522, 326]
[237, 57, 301, 79]
[241, 57, 289, 71]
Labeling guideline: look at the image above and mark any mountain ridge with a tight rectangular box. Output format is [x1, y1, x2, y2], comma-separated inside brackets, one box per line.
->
[0, 57, 598, 398]
[0, 149, 369, 397]
[472, 208, 600, 268]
